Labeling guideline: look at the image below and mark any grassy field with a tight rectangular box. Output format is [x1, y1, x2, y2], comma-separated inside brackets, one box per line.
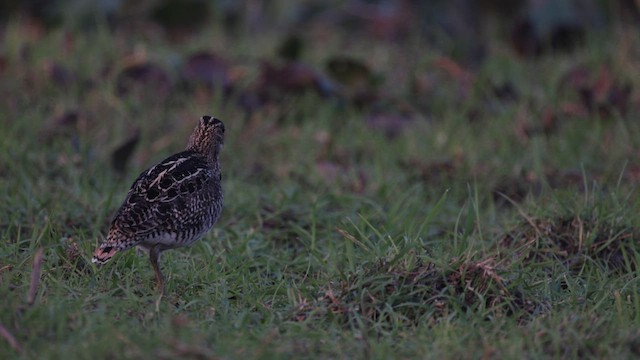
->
[2, 4, 640, 359]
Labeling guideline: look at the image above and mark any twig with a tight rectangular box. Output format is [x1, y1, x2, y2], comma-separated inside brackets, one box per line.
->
[0, 322, 23, 354]
[27, 247, 44, 305]
[0, 265, 12, 274]
[0, 264, 12, 282]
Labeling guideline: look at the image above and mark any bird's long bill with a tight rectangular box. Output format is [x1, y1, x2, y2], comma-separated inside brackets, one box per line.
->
[92, 244, 118, 265]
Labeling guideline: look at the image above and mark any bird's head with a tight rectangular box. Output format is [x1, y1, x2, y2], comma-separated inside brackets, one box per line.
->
[92, 244, 118, 265]
[187, 115, 225, 162]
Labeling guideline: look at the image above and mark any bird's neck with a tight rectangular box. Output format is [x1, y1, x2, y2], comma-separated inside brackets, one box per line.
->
[186, 144, 220, 168]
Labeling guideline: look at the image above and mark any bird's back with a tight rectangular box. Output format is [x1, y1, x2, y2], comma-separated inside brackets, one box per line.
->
[106, 150, 223, 252]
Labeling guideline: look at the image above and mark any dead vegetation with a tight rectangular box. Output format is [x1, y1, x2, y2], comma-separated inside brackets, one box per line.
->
[499, 214, 639, 272]
[293, 256, 543, 328]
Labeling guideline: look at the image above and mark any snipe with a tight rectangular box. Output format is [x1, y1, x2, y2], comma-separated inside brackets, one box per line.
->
[93, 115, 225, 293]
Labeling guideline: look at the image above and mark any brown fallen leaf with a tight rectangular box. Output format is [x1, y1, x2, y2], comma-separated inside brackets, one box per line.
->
[366, 111, 413, 139]
[115, 62, 172, 101]
[181, 51, 231, 92]
[239, 60, 335, 113]
[346, 0, 415, 40]
[258, 60, 332, 96]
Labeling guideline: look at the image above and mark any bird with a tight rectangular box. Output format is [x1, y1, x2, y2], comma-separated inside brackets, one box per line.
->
[92, 115, 225, 293]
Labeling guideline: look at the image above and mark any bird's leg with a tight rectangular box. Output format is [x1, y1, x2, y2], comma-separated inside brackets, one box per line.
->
[149, 245, 164, 293]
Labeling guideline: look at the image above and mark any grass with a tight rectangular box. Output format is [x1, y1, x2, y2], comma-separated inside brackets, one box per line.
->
[2, 11, 640, 359]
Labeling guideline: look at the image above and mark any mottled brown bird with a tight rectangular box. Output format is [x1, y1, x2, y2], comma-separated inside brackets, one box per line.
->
[93, 115, 225, 293]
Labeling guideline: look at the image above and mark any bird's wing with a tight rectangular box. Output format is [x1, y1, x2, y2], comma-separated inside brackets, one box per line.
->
[110, 150, 214, 238]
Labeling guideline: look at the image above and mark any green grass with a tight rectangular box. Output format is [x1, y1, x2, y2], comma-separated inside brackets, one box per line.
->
[2, 15, 640, 359]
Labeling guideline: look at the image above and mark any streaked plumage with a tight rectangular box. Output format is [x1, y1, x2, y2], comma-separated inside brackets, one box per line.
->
[92, 115, 225, 292]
